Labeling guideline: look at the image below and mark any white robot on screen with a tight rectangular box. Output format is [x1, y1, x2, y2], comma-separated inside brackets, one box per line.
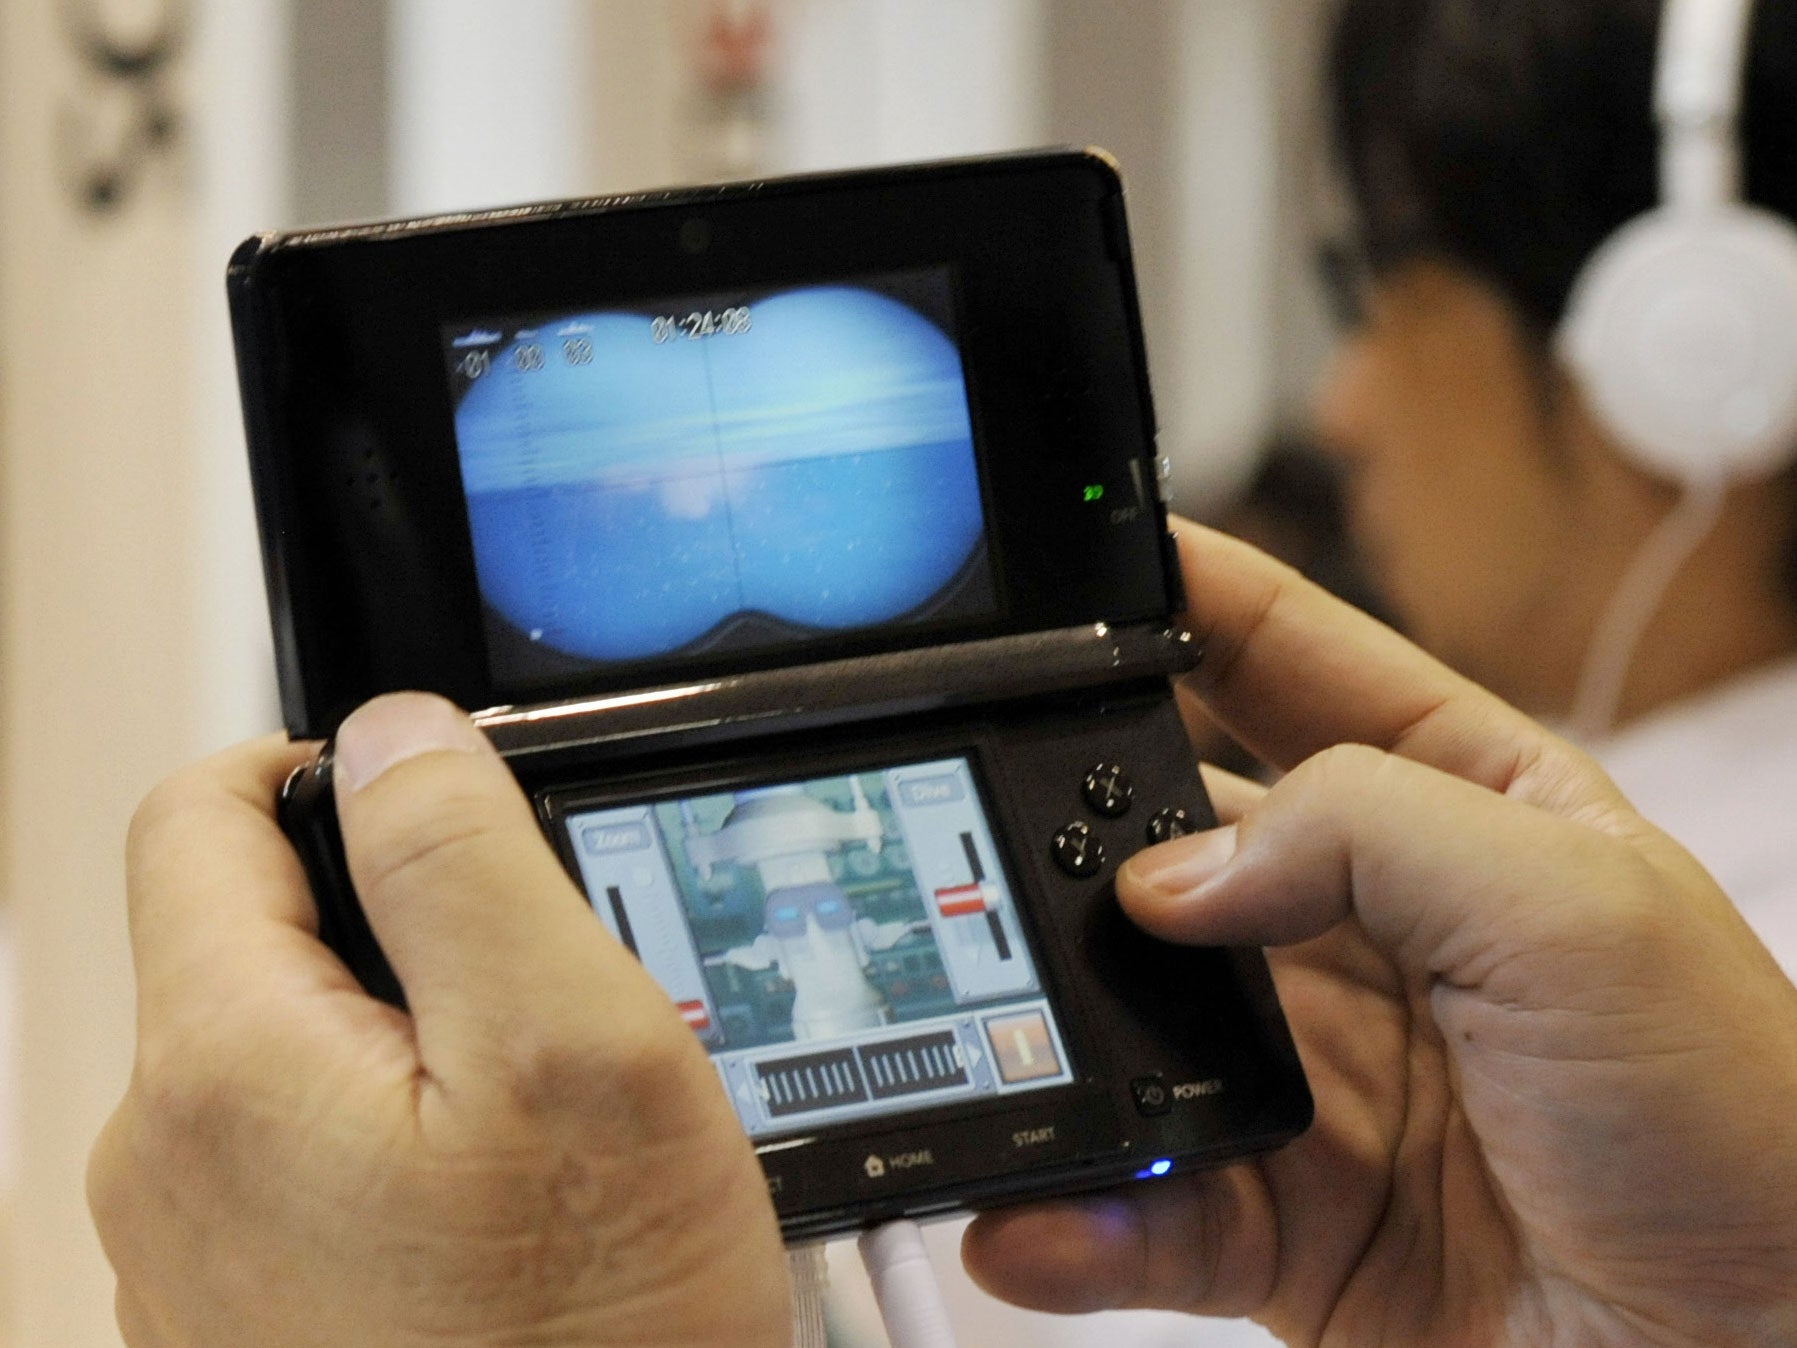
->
[686, 781, 917, 1041]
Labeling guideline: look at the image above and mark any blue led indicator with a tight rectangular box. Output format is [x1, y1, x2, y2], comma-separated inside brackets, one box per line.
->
[1150, 1159, 1173, 1177]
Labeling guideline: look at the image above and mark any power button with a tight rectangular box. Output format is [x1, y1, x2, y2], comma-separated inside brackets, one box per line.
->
[1130, 1075, 1171, 1117]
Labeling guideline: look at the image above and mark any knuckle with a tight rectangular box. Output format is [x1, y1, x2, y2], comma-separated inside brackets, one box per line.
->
[86, 1115, 130, 1234]
[1183, 562, 1292, 695]
[499, 1025, 641, 1118]
[126, 1010, 276, 1168]
[128, 1046, 237, 1161]
[87, 1038, 258, 1269]
[125, 768, 204, 870]
[1292, 741, 1390, 803]
[1313, 740, 1386, 777]
[494, 1010, 712, 1138]
[113, 1287, 164, 1348]
[494, 1028, 603, 1119]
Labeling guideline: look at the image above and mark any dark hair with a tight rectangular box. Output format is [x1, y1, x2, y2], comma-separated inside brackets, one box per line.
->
[1328, 0, 1797, 338]
[1327, 0, 1797, 603]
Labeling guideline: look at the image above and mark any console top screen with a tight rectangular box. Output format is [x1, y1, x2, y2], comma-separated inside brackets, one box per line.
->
[445, 269, 998, 699]
[231, 151, 1176, 738]
[555, 754, 1073, 1139]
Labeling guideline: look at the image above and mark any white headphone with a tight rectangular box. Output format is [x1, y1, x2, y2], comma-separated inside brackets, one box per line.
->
[1558, 0, 1797, 486]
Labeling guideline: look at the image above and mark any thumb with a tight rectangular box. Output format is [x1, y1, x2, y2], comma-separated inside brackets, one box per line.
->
[332, 692, 699, 1123]
[1116, 741, 1675, 998]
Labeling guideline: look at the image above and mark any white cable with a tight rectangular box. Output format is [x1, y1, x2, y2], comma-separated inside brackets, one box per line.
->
[1567, 476, 1728, 740]
[858, 1220, 961, 1348]
[788, 1244, 830, 1348]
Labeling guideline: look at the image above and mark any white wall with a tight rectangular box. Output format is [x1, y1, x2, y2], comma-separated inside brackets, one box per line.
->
[774, 0, 1049, 171]
[0, 1, 288, 1344]
[392, 0, 609, 212]
[1164, 0, 1287, 507]
[190, 1, 289, 742]
[387, 0, 1053, 212]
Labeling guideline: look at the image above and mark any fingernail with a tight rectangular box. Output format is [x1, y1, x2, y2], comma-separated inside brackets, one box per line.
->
[1121, 824, 1239, 897]
[333, 693, 489, 794]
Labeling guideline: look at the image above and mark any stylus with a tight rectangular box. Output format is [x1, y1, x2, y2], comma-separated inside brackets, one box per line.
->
[858, 1219, 961, 1348]
[789, 1245, 829, 1348]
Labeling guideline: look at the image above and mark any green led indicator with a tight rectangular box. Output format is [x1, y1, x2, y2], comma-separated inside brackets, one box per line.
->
[1082, 484, 1105, 503]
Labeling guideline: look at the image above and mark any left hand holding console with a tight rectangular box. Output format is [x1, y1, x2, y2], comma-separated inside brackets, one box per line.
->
[88, 693, 789, 1348]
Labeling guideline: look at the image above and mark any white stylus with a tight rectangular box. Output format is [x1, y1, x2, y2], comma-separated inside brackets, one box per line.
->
[858, 1219, 961, 1348]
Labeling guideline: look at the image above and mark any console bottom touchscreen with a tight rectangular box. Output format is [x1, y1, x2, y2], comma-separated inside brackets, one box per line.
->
[556, 756, 1075, 1140]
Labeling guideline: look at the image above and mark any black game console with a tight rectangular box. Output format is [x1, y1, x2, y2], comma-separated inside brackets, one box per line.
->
[230, 149, 1311, 1241]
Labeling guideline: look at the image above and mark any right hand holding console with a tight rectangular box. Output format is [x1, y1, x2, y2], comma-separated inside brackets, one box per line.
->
[963, 523, 1797, 1345]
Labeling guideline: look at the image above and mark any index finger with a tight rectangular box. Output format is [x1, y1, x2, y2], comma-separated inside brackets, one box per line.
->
[1174, 519, 1563, 795]
[124, 735, 352, 1030]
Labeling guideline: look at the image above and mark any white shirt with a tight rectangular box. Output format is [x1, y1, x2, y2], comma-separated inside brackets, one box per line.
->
[1593, 655, 1797, 977]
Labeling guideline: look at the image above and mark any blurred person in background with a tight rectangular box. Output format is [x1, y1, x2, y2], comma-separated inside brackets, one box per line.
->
[1310, 0, 1797, 973]
[966, 0, 1797, 1339]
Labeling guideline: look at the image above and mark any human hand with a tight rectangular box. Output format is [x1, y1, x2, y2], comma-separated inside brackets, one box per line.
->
[964, 522, 1797, 1346]
[89, 693, 789, 1348]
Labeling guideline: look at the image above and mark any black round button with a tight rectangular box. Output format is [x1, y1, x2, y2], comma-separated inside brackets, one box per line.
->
[1130, 1075, 1171, 1116]
[1147, 807, 1198, 844]
[1082, 764, 1135, 818]
[1051, 822, 1106, 878]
